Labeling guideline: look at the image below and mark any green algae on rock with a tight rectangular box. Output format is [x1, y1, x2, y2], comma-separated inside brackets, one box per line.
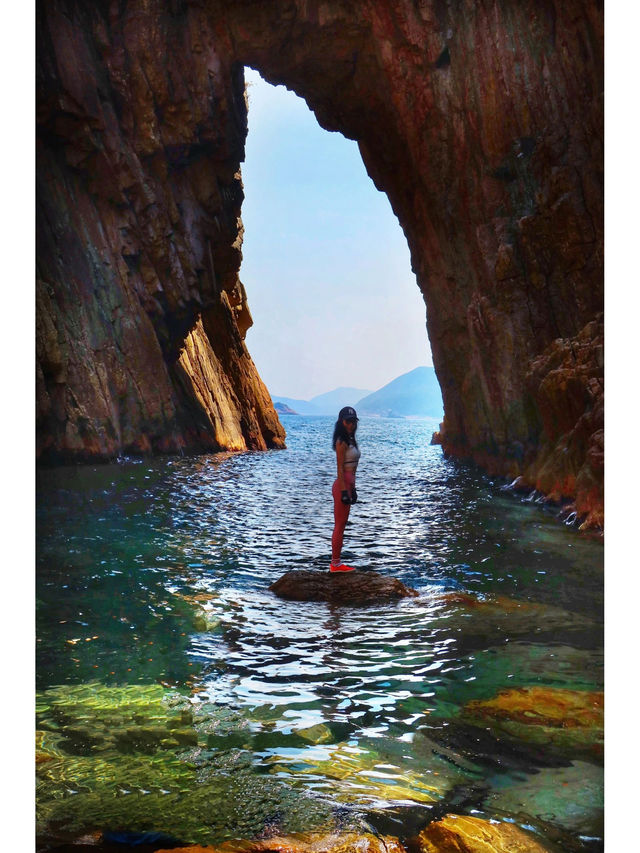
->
[485, 760, 604, 839]
[36, 683, 337, 846]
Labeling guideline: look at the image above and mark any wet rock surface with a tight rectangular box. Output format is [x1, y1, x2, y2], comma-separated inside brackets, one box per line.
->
[155, 832, 406, 853]
[461, 686, 603, 762]
[485, 761, 603, 839]
[269, 570, 419, 602]
[410, 813, 554, 852]
[37, 0, 603, 525]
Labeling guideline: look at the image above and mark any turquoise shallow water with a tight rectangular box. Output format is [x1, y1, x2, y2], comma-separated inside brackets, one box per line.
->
[36, 416, 604, 850]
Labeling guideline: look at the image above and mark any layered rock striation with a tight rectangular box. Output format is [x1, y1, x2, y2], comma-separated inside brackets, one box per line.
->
[37, 1, 603, 525]
[36, 0, 285, 461]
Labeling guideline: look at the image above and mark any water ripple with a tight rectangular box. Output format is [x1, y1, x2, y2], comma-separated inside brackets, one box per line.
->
[37, 416, 603, 845]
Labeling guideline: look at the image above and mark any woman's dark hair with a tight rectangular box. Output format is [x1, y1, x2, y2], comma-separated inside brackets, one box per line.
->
[332, 418, 358, 450]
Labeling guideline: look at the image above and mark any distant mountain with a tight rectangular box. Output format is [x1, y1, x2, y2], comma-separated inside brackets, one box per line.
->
[309, 386, 373, 415]
[355, 367, 443, 417]
[271, 396, 322, 415]
[272, 371, 442, 419]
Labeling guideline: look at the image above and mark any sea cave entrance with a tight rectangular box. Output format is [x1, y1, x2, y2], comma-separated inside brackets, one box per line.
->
[240, 69, 443, 421]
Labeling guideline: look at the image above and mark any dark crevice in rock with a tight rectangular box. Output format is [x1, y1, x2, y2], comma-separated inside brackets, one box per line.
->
[434, 45, 450, 68]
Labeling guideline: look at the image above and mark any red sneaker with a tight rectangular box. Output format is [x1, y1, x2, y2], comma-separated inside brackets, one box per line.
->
[329, 564, 356, 572]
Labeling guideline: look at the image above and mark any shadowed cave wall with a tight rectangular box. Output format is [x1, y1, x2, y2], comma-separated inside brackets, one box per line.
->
[36, 0, 603, 527]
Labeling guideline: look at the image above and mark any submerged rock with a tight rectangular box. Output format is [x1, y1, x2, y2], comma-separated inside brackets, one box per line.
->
[453, 642, 604, 696]
[156, 831, 406, 853]
[269, 570, 418, 603]
[36, 683, 336, 845]
[430, 591, 598, 642]
[465, 686, 603, 728]
[411, 813, 553, 852]
[263, 737, 464, 808]
[485, 760, 603, 838]
[461, 686, 603, 761]
[296, 723, 333, 744]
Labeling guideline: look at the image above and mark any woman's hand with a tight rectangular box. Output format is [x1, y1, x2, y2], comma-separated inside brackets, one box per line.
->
[350, 487, 358, 504]
[341, 490, 351, 505]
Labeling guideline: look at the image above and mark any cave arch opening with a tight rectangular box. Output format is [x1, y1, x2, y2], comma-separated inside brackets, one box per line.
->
[34, 0, 603, 525]
[239, 68, 442, 417]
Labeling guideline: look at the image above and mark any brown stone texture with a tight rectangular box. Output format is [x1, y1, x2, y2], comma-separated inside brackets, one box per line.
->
[465, 685, 603, 728]
[462, 686, 604, 760]
[525, 316, 604, 529]
[36, 0, 285, 462]
[412, 813, 553, 853]
[156, 833, 407, 853]
[269, 569, 419, 602]
[37, 0, 603, 526]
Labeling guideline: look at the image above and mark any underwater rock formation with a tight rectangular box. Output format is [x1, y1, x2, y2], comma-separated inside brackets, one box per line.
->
[411, 813, 553, 853]
[461, 686, 604, 761]
[430, 591, 598, 641]
[156, 834, 407, 853]
[269, 570, 418, 602]
[484, 761, 604, 839]
[36, 683, 337, 844]
[37, 0, 603, 527]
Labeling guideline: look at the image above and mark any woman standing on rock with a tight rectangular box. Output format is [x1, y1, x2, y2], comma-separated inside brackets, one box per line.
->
[330, 406, 361, 572]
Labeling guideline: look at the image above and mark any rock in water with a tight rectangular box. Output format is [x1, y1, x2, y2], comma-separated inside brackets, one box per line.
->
[156, 832, 406, 853]
[461, 686, 604, 761]
[485, 761, 603, 839]
[412, 814, 554, 852]
[269, 570, 418, 602]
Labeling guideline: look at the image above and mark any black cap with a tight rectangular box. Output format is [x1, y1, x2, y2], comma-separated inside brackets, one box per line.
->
[339, 406, 359, 421]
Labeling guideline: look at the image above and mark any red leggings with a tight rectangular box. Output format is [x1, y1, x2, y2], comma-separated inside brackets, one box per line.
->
[331, 471, 355, 563]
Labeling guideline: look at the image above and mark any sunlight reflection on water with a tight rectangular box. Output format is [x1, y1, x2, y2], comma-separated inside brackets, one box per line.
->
[36, 416, 604, 849]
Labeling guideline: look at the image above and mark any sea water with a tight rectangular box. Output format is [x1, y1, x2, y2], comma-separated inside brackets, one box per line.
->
[36, 416, 604, 850]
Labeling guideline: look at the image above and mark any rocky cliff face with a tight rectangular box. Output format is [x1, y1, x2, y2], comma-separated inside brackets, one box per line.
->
[36, 0, 285, 461]
[37, 0, 603, 526]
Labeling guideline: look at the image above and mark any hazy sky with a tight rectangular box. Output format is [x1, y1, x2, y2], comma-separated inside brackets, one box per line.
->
[240, 68, 433, 400]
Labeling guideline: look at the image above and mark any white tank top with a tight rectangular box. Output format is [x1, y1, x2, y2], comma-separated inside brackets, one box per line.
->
[343, 443, 361, 470]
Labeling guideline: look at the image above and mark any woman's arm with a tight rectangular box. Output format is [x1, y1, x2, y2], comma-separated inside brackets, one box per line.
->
[335, 440, 347, 490]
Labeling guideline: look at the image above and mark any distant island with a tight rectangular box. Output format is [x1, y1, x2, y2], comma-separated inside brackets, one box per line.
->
[273, 367, 443, 419]
[272, 386, 373, 416]
[274, 401, 299, 415]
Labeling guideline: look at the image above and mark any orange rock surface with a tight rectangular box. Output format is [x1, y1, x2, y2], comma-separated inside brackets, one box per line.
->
[412, 813, 552, 852]
[465, 686, 603, 729]
[462, 686, 604, 759]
